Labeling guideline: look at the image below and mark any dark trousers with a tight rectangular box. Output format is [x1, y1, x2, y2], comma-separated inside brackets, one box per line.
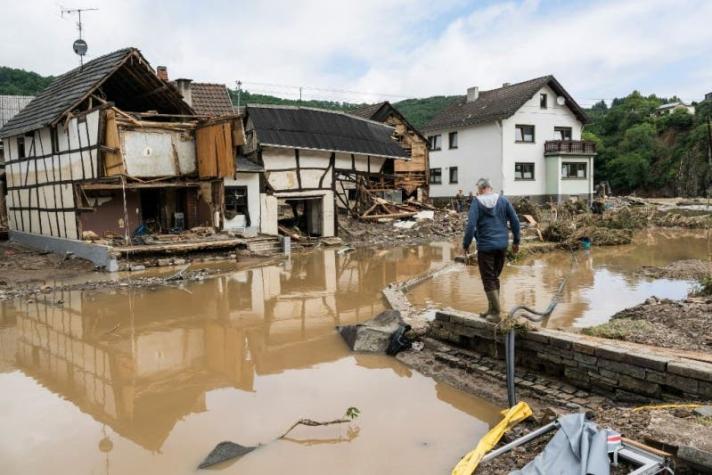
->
[478, 249, 506, 292]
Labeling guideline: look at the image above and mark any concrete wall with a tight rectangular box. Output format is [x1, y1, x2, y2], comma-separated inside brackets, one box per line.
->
[431, 311, 712, 401]
[9, 230, 118, 271]
[428, 122, 502, 198]
[501, 85, 583, 197]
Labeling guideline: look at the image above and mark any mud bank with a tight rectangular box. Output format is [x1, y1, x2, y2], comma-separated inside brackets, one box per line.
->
[583, 296, 712, 352]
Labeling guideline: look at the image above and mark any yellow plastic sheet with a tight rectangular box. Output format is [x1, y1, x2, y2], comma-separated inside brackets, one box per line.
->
[452, 401, 533, 475]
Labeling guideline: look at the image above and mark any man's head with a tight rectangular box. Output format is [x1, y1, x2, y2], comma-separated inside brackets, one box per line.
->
[476, 178, 493, 194]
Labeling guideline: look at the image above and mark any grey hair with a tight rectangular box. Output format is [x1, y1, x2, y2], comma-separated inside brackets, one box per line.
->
[476, 178, 492, 190]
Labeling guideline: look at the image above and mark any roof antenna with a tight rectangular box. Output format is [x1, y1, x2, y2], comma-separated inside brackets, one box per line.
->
[60, 6, 98, 69]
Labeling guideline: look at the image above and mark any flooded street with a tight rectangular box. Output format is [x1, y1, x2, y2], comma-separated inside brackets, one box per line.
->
[0, 247, 499, 475]
[410, 229, 710, 327]
[0, 229, 708, 474]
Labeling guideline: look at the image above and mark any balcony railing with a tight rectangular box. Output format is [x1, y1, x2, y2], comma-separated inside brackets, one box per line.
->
[544, 140, 597, 155]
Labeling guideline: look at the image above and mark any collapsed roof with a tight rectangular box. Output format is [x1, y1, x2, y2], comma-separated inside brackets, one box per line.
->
[349, 101, 427, 141]
[0, 47, 192, 138]
[246, 105, 410, 159]
[423, 75, 588, 132]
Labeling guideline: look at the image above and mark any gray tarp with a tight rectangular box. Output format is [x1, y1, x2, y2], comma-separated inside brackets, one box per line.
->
[510, 413, 610, 475]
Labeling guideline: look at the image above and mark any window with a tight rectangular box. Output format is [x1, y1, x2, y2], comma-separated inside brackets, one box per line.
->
[515, 124, 535, 143]
[540, 93, 548, 109]
[430, 168, 442, 184]
[448, 131, 458, 149]
[562, 162, 587, 179]
[449, 167, 458, 184]
[17, 136, 26, 158]
[428, 134, 442, 151]
[515, 162, 535, 180]
[554, 127, 572, 140]
[225, 186, 250, 225]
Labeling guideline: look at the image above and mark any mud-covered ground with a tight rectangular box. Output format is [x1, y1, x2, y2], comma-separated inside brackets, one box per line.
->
[583, 296, 712, 351]
[0, 240, 96, 287]
[640, 258, 711, 280]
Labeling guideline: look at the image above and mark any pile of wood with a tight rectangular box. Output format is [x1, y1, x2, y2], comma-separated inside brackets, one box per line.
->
[360, 195, 435, 221]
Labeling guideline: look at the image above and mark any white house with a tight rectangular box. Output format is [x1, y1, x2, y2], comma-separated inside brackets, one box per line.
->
[423, 75, 596, 203]
[655, 101, 695, 116]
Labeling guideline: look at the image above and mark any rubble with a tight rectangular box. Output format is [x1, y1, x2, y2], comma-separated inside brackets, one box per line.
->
[337, 310, 408, 352]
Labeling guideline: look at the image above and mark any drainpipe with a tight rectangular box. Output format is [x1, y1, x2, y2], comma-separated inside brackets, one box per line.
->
[497, 120, 504, 194]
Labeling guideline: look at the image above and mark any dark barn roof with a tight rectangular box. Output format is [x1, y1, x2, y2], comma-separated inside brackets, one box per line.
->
[190, 83, 235, 116]
[247, 105, 409, 159]
[0, 47, 192, 138]
[423, 75, 588, 132]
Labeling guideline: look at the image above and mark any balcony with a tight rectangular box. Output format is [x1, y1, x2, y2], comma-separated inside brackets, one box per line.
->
[544, 140, 597, 155]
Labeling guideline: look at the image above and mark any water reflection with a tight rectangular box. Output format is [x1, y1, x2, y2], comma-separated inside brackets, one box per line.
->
[1, 246, 482, 463]
[410, 229, 707, 327]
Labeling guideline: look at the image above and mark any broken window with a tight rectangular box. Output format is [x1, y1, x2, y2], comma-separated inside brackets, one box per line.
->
[225, 186, 250, 226]
[515, 125, 535, 143]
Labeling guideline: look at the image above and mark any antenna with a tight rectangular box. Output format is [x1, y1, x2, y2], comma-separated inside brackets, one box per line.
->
[60, 6, 98, 68]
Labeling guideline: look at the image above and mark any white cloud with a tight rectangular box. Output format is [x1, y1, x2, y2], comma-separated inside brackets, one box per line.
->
[0, 0, 710, 103]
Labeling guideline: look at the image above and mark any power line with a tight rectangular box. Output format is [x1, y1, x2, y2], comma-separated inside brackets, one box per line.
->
[236, 80, 414, 101]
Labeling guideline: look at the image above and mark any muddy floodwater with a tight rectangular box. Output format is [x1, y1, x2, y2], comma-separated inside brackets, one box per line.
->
[0, 247, 500, 475]
[410, 228, 710, 327]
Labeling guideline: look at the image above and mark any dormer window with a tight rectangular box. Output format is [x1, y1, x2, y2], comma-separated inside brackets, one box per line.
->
[540, 93, 548, 109]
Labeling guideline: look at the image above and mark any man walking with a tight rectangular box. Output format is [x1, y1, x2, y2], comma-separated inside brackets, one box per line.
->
[463, 178, 521, 323]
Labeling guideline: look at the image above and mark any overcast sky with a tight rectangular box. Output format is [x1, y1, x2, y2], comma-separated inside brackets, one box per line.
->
[2, 0, 711, 105]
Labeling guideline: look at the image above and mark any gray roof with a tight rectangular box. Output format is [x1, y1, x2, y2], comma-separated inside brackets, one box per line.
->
[423, 75, 588, 132]
[247, 105, 409, 159]
[0, 95, 34, 128]
[236, 155, 264, 172]
[0, 47, 192, 138]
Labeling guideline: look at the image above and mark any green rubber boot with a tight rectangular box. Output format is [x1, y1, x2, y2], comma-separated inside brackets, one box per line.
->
[484, 290, 502, 323]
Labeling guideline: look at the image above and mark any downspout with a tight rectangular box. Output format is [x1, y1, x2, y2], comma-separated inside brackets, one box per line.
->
[497, 120, 504, 195]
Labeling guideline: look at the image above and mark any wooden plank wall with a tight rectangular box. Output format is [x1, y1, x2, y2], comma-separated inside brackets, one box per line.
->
[3, 109, 102, 240]
[102, 109, 125, 176]
[196, 120, 234, 178]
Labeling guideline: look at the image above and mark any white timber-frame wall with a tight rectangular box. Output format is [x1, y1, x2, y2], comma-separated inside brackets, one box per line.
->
[3, 108, 103, 240]
[428, 84, 591, 201]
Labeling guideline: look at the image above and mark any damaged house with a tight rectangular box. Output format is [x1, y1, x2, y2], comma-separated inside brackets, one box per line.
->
[0, 48, 242, 269]
[349, 101, 430, 201]
[239, 105, 410, 238]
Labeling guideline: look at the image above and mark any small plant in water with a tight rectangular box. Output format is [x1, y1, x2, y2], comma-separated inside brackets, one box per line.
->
[345, 407, 360, 420]
[693, 275, 712, 296]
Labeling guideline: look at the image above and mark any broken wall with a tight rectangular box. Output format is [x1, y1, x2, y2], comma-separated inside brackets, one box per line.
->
[79, 189, 141, 238]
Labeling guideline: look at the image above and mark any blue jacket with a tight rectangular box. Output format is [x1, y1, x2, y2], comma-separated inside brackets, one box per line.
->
[463, 195, 521, 252]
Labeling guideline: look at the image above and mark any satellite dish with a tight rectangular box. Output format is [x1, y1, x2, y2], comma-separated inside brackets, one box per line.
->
[73, 39, 88, 57]
[556, 96, 566, 106]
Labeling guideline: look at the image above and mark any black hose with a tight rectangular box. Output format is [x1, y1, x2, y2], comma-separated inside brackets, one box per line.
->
[504, 251, 579, 406]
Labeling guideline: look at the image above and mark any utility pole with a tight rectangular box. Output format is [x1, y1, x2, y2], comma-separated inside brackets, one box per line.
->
[299, 86, 303, 105]
[60, 6, 98, 68]
[235, 80, 242, 110]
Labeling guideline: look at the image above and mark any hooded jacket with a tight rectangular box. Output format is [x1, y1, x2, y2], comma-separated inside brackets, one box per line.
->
[463, 193, 521, 252]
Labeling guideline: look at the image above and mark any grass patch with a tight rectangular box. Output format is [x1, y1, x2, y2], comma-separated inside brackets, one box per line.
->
[692, 275, 712, 296]
[582, 319, 655, 340]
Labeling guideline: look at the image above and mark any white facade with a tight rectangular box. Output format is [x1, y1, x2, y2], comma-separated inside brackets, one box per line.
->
[427, 84, 593, 201]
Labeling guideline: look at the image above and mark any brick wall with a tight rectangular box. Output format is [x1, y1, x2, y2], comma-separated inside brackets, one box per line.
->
[430, 310, 712, 402]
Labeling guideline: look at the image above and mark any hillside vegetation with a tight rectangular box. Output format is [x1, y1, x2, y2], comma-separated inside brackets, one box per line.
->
[4, 65, 710, 197]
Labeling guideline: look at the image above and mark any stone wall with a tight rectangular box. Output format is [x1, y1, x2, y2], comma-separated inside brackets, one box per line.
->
[430, 310, 712, 402]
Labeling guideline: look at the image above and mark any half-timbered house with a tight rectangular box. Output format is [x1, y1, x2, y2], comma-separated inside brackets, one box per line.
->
[240, 105, 410, 238]
[349, 101, 429, 201]
[0, 48, 241, 268]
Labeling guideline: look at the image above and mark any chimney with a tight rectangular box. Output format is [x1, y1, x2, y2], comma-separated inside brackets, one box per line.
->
[175, 78, 193, 106]
[156, 66, 169, 82]
[502, 82, 511, 87]
[467, 86, 480, 102]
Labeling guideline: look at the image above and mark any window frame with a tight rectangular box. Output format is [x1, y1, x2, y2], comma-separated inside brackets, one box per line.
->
[17, 136, 26, 158]
[449, 166, 458, 184]
[540, 93, 548, 109]
[554, 126, 573, 141]
[515, 124, 535, 143]
[429, 167, 442, 184]
[448, 131, 458, 149]
[561, 162, 588, 180]
[428, 134, 442, 151]
[514, 162, 535, 181]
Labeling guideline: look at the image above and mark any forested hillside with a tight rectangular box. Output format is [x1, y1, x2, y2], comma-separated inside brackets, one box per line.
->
[585, 93, 712, 196]
[0, 67, 53, 95]
[4, 64, 710, 196]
